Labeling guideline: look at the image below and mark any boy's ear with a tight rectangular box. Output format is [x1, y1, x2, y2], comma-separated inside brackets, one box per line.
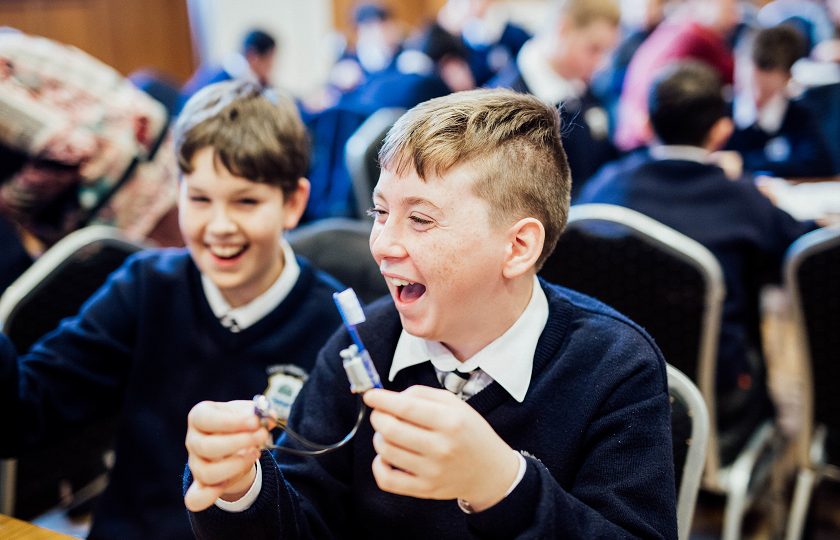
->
[704, 117, 734, 152]
[281, 178, 311, 230]
[502, 218, 545, 279]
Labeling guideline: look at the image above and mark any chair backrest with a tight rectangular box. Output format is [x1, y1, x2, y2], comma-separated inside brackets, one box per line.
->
[783, 224, 840, 455]
[668, 364, 710, 540]
[286, 217, 388, 305]
[540, 204, 725, 475]
[344, 107, 405, 219]
[0, 225, 146, 519]
[303, 106, 370, 223]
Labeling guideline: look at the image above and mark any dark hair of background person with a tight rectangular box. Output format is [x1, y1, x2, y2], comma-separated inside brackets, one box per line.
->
[648, 61, 727, 147]
[752, 24, 807, 72]
[243, 29, 276, 56]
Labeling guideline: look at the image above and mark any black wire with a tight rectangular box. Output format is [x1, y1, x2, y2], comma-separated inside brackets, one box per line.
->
[266, 399, 367, 456]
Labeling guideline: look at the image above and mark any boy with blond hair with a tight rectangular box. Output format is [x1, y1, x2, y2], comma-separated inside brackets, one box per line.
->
[0, 81, 343, 540]
[488, 0, 621, 198]
[184, 88, 678, 540]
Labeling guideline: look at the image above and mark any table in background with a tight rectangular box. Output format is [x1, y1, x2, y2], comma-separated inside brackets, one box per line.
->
[0, 515, 78, 539]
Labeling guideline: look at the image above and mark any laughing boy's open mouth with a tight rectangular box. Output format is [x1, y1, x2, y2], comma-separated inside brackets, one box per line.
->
[209, 244, 248, 260]
[387, 277, 427, 303]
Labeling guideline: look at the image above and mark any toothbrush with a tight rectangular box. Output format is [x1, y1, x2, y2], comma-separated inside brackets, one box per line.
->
[333, 288, 383, 393]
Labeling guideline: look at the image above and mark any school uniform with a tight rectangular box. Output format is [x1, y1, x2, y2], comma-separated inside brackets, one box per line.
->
[187, 278, 678, 540]
[0, 243, 344, 540]
[488, 40, 618, 199]
[727, 93, 837, 178]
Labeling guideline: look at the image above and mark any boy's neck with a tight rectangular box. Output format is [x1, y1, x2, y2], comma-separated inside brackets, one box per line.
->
[442, 273, 537, 362]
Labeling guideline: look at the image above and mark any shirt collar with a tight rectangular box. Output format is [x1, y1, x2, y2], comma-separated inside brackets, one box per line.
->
[201, 238, 300, 331]
[388, 275, 549, 402]
[733, 90, 789, 133]
[516, 39, 585, 106]
[649, 144, 710, 164]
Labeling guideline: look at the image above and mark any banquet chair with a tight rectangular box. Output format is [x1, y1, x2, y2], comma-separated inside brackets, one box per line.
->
[0, 225, 146, 520]
[541, 203, 782, 540]
[286, 217, 388, 305]
[782, 224, 840, 540]
[668, 363, 710, 540]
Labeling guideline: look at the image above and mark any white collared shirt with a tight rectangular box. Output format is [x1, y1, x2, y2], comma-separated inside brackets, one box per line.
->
[733, 90, 789, 134]
[516, 39, 586, 106]
[388, 274, 549, 403]
[649, 144, 710, 164]
[201, 238, 300, 332]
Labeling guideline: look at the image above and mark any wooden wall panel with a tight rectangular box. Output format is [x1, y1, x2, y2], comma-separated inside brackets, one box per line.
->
[332, 0, 448, 44]
[0, 0, 195, 83]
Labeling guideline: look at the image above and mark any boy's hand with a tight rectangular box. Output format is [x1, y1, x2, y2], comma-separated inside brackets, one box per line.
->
[184, 400, 268, 512]
[363, 386, 520, 512]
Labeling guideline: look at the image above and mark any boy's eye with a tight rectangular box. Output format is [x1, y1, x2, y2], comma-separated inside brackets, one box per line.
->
[409, 214, 434, 229]
[238, 198, 259, 205]
[366, 207, 387, 221]
[190, 196, 210, 203]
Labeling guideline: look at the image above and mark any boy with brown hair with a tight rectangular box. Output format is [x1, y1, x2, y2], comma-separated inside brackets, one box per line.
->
[0, 80, 343, 540]
[184, 88, 677, 539]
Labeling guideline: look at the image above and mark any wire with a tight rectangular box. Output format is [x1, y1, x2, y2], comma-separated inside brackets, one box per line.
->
[264, 399, 367, 456]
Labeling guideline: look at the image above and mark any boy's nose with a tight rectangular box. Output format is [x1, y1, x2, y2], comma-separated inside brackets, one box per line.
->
[370, 220, 407, 261]
[207, 206, 238, 234]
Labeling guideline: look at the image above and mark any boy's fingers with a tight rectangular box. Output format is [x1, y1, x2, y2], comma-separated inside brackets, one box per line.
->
[369, 409, 435, 453]
[189, 400, 260, 434]
[364, 386, 459, 429]
[371, 455, 423, 498]
[189, 448, 261, 487]
[186, 429, 268, 460]
[184, 480, 225, 513]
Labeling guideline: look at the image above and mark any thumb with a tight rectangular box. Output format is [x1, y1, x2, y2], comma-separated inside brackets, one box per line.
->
[185, 480, 225, 513]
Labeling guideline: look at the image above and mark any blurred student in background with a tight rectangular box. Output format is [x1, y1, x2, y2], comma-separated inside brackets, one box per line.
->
[488, 0, 620, 199]
[615, 0, 741, 151]
[180, 30, 278, 108]
[727, 24, 836, 178]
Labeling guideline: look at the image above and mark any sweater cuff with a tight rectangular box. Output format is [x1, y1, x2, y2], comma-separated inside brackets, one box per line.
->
[465, 457, 541, 538]
[215, 460, 262, 512]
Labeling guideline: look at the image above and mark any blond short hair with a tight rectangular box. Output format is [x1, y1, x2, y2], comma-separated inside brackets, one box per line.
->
[556, 0, 621, 28]
[173, 80, 309, 199]
[379, 88, 571, 270]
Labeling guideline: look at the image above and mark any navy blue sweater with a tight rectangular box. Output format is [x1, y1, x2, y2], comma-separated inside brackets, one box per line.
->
[577, 151, 814, 389]
[726, 98, 837, 178]
[187, 280, 678, 540]
[0, 249, 343, 540]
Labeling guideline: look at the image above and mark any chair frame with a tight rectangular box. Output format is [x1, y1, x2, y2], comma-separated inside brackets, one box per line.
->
[0, 225, 146, 517]
[344, 107, 405, 219]
[667, 363, 710, 540]
[567, 204, 781, 540]
[782, 224, 840, 540]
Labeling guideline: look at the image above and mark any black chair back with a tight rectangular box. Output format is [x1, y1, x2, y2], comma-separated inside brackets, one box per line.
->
[785, 225, 840, 445]
[0, 226, 146, 519]
[286, 218, 388, 305]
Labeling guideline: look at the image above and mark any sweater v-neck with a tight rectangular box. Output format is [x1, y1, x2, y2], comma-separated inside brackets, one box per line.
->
[189, 258, 316, 350]
[383, 279, 572, 417]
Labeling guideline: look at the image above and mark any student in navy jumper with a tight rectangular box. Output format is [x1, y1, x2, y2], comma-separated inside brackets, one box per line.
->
[726, 24, 837, 178]
[183, 88, 678, 540]
[487, 0, 620, 200]
[578, 62, 815, 465]
[0, 81, 344, 540]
